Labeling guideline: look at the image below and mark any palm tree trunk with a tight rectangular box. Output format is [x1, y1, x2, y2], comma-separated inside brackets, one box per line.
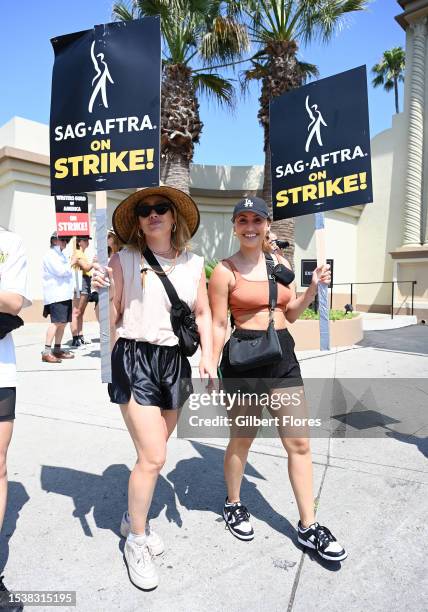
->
[160, 153, 191, 193]
[160, 64, 203, 195]
[258, 42, 302, 268]
[394, 77, 399, 113]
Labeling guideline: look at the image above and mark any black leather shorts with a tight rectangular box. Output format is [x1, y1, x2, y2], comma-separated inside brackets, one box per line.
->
[220, 328, 303, 389]
[108, 338, 193, 409]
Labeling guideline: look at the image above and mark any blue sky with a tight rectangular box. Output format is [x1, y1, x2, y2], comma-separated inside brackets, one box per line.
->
[1, 0, 404, 165]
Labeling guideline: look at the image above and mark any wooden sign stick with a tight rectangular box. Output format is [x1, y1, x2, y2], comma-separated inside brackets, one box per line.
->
[315, 212, 330, 351]
[95, 190, 111, 383]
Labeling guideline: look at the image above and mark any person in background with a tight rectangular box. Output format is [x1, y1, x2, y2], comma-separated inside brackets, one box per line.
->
[71, 236, 93, 347]
[94, 229, 122, 322]
[107, 227, 122, 259]
[41, 232, 76, 363]
[0, 226, 31, 612]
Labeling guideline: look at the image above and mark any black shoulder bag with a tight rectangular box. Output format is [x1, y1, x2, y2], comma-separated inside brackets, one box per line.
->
[228, 254, 283, 371]
[0, 313, 24, 340]
[143, 248, 200, 357]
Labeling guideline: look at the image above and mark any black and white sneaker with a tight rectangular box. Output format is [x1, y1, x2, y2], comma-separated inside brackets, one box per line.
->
[297, 521, 347, 562]
[223, 498, 254, 541]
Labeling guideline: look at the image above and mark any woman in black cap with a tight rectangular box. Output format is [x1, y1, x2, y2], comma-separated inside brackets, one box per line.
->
[209, 196, 347, 563]
[92, 186, 214, 591]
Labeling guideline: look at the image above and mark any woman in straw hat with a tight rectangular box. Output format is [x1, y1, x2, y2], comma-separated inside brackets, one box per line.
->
[92, 186, 215, 591]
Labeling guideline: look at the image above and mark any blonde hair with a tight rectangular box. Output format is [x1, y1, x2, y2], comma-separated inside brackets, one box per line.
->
[127, 203, 191, 254]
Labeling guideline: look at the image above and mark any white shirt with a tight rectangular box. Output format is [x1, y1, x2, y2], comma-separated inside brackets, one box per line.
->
[117, 248, 204, 345]
[42, 246, 74, 305]
[0, 228, 32, 388]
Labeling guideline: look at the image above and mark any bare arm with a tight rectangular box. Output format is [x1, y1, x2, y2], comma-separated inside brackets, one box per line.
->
[194, 270, 215, 378]
[0, 292, 24, 316]
[92, 253, 123, 348]
[208, 263, 232, 368]
[282, 258, 331, 324]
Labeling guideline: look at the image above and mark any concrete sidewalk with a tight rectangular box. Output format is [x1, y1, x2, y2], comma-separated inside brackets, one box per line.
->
[3, 323, 427, 611]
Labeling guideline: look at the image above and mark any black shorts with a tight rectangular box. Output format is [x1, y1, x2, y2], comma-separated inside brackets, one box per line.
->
[43, 300, 72, 323]
[220, 328, 303, 389]
[80, 275, 91, 296]
[0, 387, 16, 421]
[108, 338, 193, 409]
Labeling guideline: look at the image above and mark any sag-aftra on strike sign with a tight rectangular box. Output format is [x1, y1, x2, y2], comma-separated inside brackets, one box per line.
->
[270, 66, 373, 219]
[50, 17, 161, 195]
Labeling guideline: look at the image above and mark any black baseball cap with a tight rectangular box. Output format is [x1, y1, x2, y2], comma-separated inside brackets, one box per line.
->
[232, 196, 270, 220]
[77, 235, 92, 241]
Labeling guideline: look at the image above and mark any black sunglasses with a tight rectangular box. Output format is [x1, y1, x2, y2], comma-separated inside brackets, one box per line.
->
[136, 202, 172, 218]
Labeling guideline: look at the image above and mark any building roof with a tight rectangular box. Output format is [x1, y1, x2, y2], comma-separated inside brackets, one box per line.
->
[396, 0, 428, 29]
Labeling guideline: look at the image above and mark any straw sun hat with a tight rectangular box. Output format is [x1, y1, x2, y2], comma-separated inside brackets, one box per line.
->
[112, 186, 200, 244]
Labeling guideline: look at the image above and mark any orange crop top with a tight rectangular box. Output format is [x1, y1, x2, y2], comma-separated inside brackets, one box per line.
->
[224, 258, 293, 322]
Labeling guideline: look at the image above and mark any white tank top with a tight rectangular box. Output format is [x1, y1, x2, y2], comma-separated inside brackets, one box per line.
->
[116, 247, 204, 346]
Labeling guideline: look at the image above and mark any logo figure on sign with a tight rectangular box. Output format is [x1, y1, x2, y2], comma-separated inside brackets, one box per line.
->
[88, 41, 114, 114]
[304, 95, 327, 152]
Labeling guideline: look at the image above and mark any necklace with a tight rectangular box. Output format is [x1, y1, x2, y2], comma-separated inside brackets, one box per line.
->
[140, 250, 179, 289]
[151, 245, 174, 256]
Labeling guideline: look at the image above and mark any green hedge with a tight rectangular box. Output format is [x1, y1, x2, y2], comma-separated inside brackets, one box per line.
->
[299, 309, 358, 320]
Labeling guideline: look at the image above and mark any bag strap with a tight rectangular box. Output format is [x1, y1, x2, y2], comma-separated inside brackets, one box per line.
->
[143, 248, 182, 308]
[264, 253, 278, 326]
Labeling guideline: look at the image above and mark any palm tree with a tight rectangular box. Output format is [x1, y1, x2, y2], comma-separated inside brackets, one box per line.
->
[372, 47, 405, 114]
[113, 0, 249, 193]
[240, 0, 368, 267]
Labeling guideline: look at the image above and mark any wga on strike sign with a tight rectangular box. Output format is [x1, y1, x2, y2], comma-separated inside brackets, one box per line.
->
[55, 194, 90, 236]
[50, 17, 161, 195]
[270, 66, 373, 220]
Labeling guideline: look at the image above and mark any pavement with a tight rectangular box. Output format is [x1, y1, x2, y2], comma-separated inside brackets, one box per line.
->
[2, 323, 427, 612]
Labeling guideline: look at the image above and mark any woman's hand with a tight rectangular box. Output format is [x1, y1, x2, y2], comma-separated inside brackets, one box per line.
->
[92, 262, 114, 295]
[309, 264, 331, 292]
[199, 355, 217, 380]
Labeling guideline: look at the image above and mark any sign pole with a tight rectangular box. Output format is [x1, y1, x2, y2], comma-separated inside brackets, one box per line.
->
[72, 237, 80, 299]
[315, 212, 330, 351]
[95, 191, 111, 383]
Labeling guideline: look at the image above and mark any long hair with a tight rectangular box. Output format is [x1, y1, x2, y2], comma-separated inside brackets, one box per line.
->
[127, 203, 191, 254]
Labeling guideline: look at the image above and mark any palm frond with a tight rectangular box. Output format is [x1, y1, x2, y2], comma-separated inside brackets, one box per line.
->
[192, 72, 235, 107]
[112, 1, 136, 21]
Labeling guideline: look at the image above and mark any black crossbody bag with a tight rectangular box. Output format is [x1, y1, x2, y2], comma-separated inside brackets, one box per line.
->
[0, 313, 24, 340]
[143, 248, 200, 357]
[228, 254, 283, 371]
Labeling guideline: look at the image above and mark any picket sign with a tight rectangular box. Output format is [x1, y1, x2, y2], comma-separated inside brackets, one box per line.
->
[95, 191, 111, 383]
[315, 212, 330, 351]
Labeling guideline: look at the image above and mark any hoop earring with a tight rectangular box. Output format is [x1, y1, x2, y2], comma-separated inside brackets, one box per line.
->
[171, 223, 177, 233]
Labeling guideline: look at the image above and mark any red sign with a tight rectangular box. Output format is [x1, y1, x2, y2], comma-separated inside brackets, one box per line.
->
[54, 194, 90, 236]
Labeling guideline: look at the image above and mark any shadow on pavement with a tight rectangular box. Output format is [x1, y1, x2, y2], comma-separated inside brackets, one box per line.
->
[40, 441, 311, 550]
[167, 441, 297, 544]
[0, 481, 30, 571]
[357, 325, 428, 354]
[40, 463, 182, 539]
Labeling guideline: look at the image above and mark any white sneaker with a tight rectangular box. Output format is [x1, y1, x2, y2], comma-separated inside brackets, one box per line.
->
[120, 511, 165, 556]
[124, 538, 158, 591]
